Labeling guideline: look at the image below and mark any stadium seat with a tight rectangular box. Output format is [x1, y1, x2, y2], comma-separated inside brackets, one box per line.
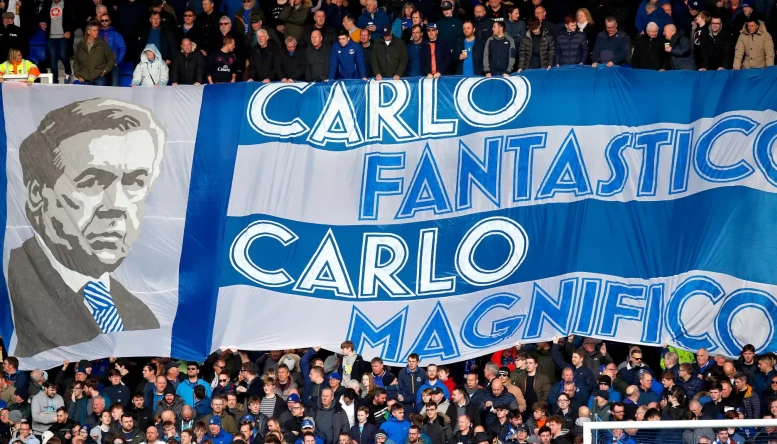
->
[28, 29, 47, 65]
[118, 61, 134, 87]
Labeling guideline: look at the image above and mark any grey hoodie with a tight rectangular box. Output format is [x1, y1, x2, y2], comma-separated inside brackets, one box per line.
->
[30, 392, 64, 434]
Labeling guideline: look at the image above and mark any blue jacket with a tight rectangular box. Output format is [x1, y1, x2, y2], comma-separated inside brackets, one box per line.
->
[547, 380, 588, 412]
[638, 387, 660, 406]
[324, 4, 348, 33]
[143, 381, 156, 410]
[380, 417, 410, 444]
[592, 30, 630, 65]
[617, 365, 653, 387]
[586, 387, 622, 409]
[103, 384, 131, 407]
[350, 423, 378, 444]
[482, 391, 518, 425]
[329, 41, 367, 79]
[6, 371, 29, 391]
[754, 370, 777, 395]
[99, 27, 126, 64]
[678, 377, 704, 399]
[397, 367, 427, 409]
[194, 397, 213, 416]
[551, 345, 596, 393]
[405, 40, 430, 76]
[554, 29, 588, 65]
[176, 379, 212, 407]
[635, 0, 674, 34]
[356, 9, 390, 40]
[415, 381, 450, 407]
[207, 429, 233, 444]
[301, 349, 320, 408]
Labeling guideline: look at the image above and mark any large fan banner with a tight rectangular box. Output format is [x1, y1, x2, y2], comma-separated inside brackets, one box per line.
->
[2, 68, 777, 369]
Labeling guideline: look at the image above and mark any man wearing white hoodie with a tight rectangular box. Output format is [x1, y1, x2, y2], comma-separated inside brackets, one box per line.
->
[132, 44, 169, 86]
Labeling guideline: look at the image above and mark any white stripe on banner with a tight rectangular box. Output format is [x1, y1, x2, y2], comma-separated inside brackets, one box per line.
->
[228, 110, 777, 224]
[212, 269, 777, 364]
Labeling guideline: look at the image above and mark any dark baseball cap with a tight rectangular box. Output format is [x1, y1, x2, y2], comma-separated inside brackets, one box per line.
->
[382, 26, 391, 36]
[441, 1, 453, 9]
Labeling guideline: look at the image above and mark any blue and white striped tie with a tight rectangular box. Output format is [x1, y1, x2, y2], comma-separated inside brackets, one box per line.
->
[83, 281, 125, 334]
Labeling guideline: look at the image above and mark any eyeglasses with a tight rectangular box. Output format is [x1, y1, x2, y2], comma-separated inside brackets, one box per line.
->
[100, 19, 110, 22]
[220, 23, 230, 25]
[188, 367, 197, 371]
[633, 357, 643, 361]
[184, 14, 194, 16]
[612, 410, 624, 414]
[771, 381, 777, 385]
[219, 379, 229, 383]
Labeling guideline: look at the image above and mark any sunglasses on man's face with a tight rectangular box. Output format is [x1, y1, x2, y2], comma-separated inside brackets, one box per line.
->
[220, 379, 229, 383]
[100, 19, 110, 22]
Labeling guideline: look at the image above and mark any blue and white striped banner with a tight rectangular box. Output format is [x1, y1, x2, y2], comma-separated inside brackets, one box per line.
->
[2, 67, 777, 368]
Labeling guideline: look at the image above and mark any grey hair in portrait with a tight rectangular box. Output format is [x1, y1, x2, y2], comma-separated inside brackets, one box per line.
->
[18, 98, 166, 189]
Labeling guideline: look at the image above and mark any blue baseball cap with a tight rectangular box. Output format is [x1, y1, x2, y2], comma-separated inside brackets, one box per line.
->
[241, 415, 255, 424]
[209, 416, 222, 426]
[427, 23, 437, 29]
[301, 418, 315, 429]
[287, 393, 301, 403]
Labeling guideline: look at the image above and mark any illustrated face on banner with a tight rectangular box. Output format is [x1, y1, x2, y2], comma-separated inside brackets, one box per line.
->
[34, 129, 159, 272]
[7, 98, 168, 359]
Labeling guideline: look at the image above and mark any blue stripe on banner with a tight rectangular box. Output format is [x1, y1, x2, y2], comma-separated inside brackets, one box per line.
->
[237, 67, 777, 150]
[0, 86, 11, 344]
[219, 186, 777, 300]
[172, 83, 247, 360]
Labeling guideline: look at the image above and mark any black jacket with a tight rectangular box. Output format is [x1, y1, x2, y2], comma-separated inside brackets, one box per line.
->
[698, 26, 733, 69]
[371, 37, 408, 77]
[423, 415, 453, 444]
[473, 16, 493, 40]
[171, 50, 205, 84]
[305, 43, 330, 81]
[0, 24, 27, 60]
[519, 30, 552, 69]
[455, 37, 485, 75]
[195, 10, 221, 54]
[631, 34, 665, 70]
[555, 29, 588, 65]
[177, 25, 203, 47]
[127, 405, 153, 432]
[301, 24, 336, 49]
[138, 26, 176, 61]
[249, 42, 278, 81]
[114, 0, 146, 57]
[274, 48, 306, 80]
[425, 38, 453, 75]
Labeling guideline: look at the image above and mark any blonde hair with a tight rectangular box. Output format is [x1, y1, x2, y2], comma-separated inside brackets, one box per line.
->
[6, 48, 21, 63]
[576, 8, 594, 25]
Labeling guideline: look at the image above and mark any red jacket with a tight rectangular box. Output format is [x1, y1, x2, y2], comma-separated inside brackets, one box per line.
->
[491, 349, 518, 371]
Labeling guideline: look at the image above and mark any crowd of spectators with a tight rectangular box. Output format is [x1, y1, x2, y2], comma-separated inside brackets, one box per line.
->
[0, 337, 776, 444]
[0, 0, 773, 84]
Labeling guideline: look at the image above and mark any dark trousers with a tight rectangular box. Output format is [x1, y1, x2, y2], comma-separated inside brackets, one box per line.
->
[80, 76, 107, 85]
[46, 37, 71, 83]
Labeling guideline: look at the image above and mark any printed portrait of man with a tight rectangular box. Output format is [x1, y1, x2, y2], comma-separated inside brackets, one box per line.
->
[7, 98, 166, 358]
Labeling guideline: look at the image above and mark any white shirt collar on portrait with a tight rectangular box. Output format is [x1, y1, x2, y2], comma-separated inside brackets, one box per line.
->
[34, 232, 111, 295]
